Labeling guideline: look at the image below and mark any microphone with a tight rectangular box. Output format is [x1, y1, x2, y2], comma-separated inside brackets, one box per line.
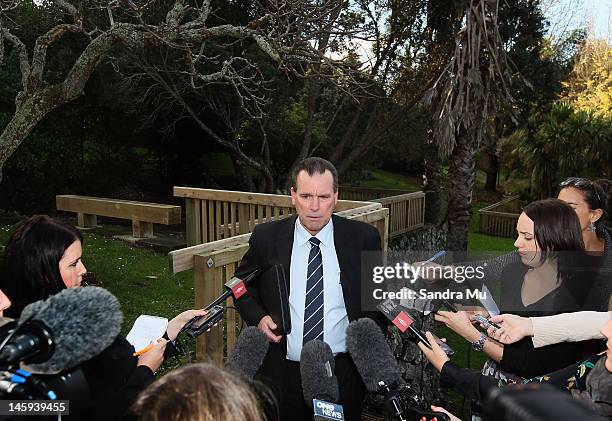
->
[182, 268, 264, 337]
[346, 318, 451, 421]
[377, 299, 454, 355]
[0, 286, 122, 374]
[225, 326, 269, 379]
[346, 318, 401, 393]
[300, 340, 344, 421]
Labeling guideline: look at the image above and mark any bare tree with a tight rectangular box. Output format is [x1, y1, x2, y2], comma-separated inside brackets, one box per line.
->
[0, 0, 349, 183]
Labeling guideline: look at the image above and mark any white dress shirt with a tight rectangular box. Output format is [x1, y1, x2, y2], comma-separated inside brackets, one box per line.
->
[286, 217, 349, 361]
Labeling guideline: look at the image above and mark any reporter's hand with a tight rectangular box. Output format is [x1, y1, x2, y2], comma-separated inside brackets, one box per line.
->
[487, 314, 533, 344]
[137, 338, 167, 373]
[167, 309, 209, 341]
[258, 315, 282, 343]
[465, 306, 490, 321]
[435, 310, 481, 342]
[431, 405, 462, 421]
[416, 331, 450, 373]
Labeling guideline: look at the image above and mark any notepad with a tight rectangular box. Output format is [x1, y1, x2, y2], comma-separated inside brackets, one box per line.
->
[126, 315, 168, 351]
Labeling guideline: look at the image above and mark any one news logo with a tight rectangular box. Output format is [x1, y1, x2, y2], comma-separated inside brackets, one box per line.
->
[392, 311, 413, 333]
[313, 399, 344, 420]
[231, 280, 247, 299]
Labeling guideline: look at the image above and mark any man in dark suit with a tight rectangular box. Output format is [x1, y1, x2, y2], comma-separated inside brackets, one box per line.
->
[234, 157, 386, 421]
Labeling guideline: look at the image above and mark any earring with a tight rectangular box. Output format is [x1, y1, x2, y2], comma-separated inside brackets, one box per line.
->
[587, 222, 596, 232]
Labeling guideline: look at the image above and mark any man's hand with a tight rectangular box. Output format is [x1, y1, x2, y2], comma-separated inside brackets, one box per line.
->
[487, 314, 533, 344]
[417, 331, 450, 373]
[137, 338, 167, 373]
[435, 310, 481, 342]
[258, 315, 283, 343]
[167, 308, 209, 341]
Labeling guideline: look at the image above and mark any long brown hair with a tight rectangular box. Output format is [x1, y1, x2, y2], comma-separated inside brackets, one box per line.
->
[131, 363, 265, 421]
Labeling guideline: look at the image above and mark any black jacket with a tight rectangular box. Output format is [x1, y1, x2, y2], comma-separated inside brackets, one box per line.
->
[234, 214, 386, 348]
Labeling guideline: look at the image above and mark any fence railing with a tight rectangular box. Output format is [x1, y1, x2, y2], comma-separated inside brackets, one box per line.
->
[168, 203, 388, 362]
[176, 187, 424, 244]
[378, 192, 426, 237]
[478, 195, 521, 238]
[338, 185, 411, 201]
[174, 187, 372, 246]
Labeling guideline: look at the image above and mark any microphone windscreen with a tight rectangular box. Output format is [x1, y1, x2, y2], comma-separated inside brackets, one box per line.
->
[300, 340, 339, 404]
[225, 326, 269, 379]
[20, 287, 122, 374]
[346, 318, 401, 392]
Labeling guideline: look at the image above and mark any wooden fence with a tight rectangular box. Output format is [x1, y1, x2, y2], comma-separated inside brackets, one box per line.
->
[478, 195, 521, 238]
[338, 185, 411, 201]
[175, 187, 371, 246]
[378, 192, 425, 237]
[168, 203, 389, 362]
[176, 186, 424, 246]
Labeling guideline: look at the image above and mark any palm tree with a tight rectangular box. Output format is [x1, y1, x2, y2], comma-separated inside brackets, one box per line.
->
[425, 0, 519, 251]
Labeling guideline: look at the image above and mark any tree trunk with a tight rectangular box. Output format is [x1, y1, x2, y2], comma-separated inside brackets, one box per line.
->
[484, 151, 498, 191]
[0, 86, 64, 183]
[423, 134, 446, 226]
[446, 128, 476, 252]
[329, 102, 364, 164]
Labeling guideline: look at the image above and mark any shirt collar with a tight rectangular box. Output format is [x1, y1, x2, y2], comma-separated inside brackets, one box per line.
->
[295, 216, 333, 248]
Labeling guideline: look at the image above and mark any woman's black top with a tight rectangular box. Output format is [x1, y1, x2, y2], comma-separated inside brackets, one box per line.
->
[79, 335, 155, 420]
[497, 262, 605, 378]
[440, 353, 612, 417]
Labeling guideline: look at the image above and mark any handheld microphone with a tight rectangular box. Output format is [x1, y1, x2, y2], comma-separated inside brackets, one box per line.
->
[225, 326, 269, 379]
[346, 318, 405, 420]
[0, 287, 122, 374]
[346, 319, 450, 421]
[182, 268, 262, 337]
[346, 318, 402, 393]
[425, 251, 446, 263]
[378, 299, 454, 355]
[300, 340, 344, 421]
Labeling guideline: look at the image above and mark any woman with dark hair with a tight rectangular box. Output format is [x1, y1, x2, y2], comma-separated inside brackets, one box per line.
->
[558, 177, 612, 310]
[1, 215, 85, 318]
[417, 178, 612, 310]
[131, 363, 277, 421]
[0, 215, 208, 420]
[435, 199, 604, 379]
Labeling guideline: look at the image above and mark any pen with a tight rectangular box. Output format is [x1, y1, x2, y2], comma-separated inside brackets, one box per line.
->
[133, 343, 155, 356]
[425, 250, 446, 263]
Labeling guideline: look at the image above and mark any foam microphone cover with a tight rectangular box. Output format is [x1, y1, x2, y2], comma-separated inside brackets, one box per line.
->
[300, 340, 339, 404]
[20, 287, 123, 374]
[346, 318, 401, 392]
[225, 326, 269, 379]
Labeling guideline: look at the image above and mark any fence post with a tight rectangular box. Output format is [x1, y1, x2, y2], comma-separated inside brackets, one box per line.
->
[194, 254, 224, 364]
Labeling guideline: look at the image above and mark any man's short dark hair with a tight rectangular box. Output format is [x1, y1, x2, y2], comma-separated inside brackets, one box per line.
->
[291, 157, 338, 192]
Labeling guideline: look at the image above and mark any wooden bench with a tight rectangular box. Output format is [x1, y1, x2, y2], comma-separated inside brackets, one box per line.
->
[56, 195, 181, 239]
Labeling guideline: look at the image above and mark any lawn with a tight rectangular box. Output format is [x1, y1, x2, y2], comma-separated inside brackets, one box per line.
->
[358, 168, 422, 191]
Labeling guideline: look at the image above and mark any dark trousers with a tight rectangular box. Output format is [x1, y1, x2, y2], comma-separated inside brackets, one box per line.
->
[258, 341, 366, 421]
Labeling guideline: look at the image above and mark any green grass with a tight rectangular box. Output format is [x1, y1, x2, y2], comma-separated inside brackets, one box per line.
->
[359, 168, 421, 191]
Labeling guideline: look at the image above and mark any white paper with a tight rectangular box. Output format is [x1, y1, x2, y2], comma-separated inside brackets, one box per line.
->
[126, 315, 168, 351]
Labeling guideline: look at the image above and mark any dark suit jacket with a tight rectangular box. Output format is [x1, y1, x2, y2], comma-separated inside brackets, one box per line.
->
[234, 213, 386, 349]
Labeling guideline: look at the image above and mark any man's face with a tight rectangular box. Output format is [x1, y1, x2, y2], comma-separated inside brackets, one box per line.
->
[291, 170, 338, 235]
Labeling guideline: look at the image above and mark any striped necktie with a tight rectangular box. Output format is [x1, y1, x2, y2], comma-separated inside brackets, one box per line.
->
[303, 237, 324, 344]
